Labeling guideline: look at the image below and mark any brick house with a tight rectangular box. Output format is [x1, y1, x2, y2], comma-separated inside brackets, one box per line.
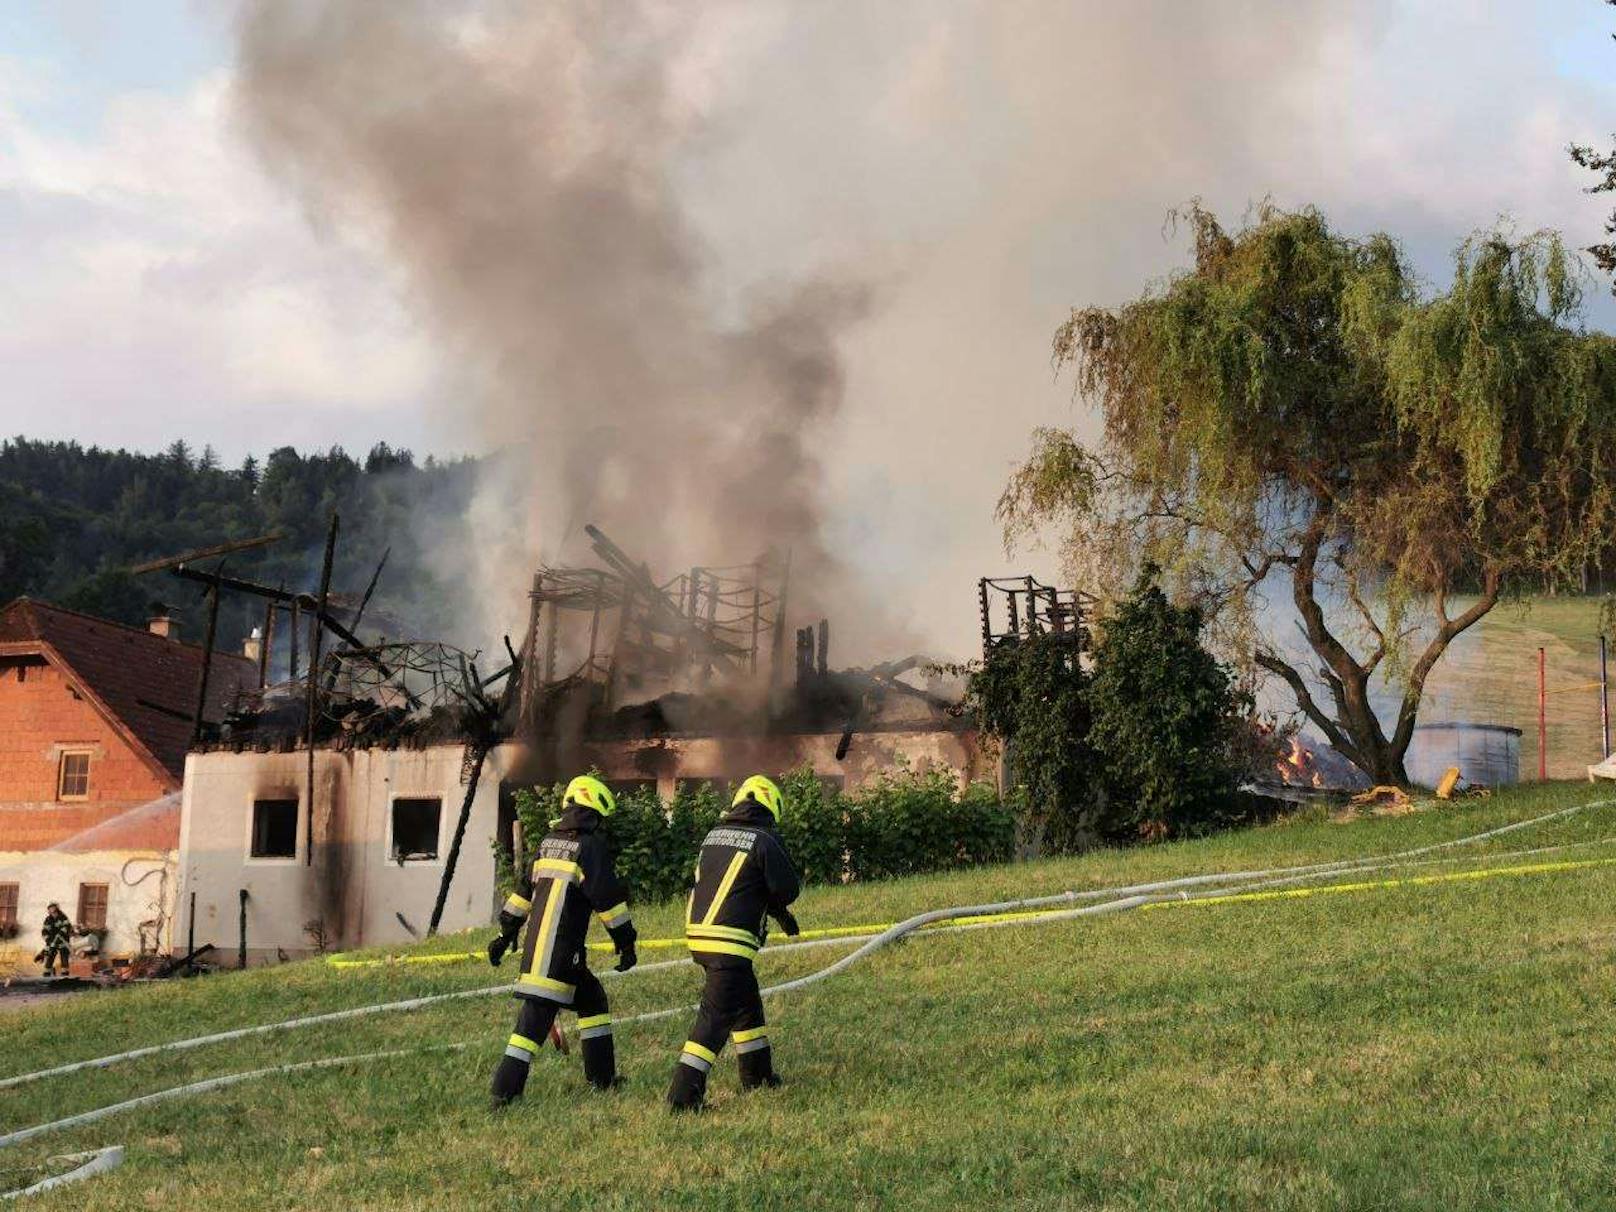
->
[0, 598, 256, 965]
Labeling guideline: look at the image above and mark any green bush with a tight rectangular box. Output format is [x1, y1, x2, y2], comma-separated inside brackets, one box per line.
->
[847, 765, 1014, 880]
[965, 568, 1255, 851]
[777, 767, 851, 886]
[967, 629, 1099, 854]
[496, 765, 1011, 907]
[1088, 568, 1251, 840]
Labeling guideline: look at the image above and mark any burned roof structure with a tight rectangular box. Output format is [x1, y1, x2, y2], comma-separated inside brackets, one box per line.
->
[516, 524, 789, 732]
[513, 525, 973, 754]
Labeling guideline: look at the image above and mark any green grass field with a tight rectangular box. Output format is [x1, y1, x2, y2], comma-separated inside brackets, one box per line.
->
[8, 782, 1616, 1209]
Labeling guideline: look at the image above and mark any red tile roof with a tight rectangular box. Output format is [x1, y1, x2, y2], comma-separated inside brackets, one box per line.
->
[0, 598, 258, 781]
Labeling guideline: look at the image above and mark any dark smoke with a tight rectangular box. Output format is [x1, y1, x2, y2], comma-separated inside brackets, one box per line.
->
[233, 1, 878, 652]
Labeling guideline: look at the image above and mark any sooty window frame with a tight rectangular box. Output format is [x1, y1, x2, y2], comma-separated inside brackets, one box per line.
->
[390, 797, 444, 864]
[249, 798, 300, 861]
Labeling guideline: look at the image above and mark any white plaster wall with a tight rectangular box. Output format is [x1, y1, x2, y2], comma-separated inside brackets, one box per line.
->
[0, 849, 176, 958]
[177, 742, 516, 961]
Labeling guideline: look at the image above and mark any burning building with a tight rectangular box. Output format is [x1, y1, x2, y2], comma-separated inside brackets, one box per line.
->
[514, 526, 986, 797]
[171, 525, 1005, 963]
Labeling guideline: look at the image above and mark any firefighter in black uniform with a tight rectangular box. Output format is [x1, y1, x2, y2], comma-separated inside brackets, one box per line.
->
[486, 775, 637, 1106]
[667, 774, 801, 1112]
[39, 902, 72, 976]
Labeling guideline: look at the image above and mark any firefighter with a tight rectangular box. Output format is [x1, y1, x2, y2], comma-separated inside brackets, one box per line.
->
[39, 902, 72, 976]
[486, 775, 637, 1106]
[666, 774, 801, 1112]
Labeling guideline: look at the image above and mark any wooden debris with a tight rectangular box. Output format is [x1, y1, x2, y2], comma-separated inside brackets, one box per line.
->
[1350, 785, 1413, 812]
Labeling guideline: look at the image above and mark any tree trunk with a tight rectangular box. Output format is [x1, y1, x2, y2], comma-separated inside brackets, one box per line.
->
[1258, 515, 1502, 788]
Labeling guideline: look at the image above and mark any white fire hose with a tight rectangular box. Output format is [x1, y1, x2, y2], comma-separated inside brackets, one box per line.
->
[0, 1147, 124, 1201]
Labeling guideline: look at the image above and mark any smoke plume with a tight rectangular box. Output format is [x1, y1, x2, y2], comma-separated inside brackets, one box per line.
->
[231, 0, 1611, 667]
[234, 1, 874, 656]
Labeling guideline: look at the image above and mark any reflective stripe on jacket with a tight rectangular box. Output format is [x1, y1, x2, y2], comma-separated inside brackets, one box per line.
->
[501, 805, 633, 1002]
[42, 913, 71, 948]
[685, 801, 799, 965]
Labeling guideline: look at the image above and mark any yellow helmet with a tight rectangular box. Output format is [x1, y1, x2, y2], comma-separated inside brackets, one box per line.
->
[732, 774, 784, 823]
[563, 774, 617, 818]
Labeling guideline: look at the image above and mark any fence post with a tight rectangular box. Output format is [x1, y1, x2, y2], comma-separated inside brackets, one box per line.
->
[1601, 634, 1610, 759]
[1538, 646, 1548, 781]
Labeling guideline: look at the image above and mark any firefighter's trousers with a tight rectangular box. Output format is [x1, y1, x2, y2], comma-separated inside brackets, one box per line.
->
[667, 960, 776, 1109]
[489, 962, 616, 1103]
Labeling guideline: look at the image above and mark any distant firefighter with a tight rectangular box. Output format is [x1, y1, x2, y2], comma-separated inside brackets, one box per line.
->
[667, 775, 801, 1112]
[486, 775, 638, 1106]
[39, 902, 72, 976]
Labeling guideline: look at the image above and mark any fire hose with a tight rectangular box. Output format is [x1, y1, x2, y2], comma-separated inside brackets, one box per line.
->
[5, 848, 1614, 1156]
[11, 805, 1606, 1095]
[2, 796, 1611, 1157]
[0, 1147, 123, 1201]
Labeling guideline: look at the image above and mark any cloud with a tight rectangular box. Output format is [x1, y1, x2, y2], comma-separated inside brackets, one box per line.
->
[0, 63, 436, 459]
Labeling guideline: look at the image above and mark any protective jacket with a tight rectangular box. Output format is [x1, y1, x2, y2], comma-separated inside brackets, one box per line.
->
[42, 910, 71, 949]
[684, 801, 800, 967]
[500, 805, 635, 1004]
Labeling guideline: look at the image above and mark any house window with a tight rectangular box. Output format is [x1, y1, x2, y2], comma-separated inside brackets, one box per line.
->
[77, 883, 109, 932]
[0, 883, 17, 934]
[250, 798, 299, 860]
[57, 751, 91, 800]
[391, 798, 443, 863]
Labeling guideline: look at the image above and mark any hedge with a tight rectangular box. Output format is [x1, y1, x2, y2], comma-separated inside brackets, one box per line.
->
[498, 765, 1014, 905]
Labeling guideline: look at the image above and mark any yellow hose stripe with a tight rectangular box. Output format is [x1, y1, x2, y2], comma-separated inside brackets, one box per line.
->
[1138, 854, 1616, 911]
[328, 853, 1616, 968]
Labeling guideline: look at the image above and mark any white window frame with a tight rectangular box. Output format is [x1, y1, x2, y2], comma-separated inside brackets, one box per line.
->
[385, 795, 446, 867]
[244, 793, 303, 865]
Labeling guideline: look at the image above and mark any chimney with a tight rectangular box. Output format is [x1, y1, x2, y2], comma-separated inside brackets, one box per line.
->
[243, 627, 263, 664]
[148, 612, 180, 641]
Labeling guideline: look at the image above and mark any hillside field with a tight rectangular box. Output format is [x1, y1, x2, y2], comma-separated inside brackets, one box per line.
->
[6, 782, 1616, 1209]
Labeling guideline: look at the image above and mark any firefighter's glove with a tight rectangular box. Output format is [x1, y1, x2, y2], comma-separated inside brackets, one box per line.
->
[610, 921, 638, 972]
[487, 932, 516, 968]
[772, 908, 800, 937]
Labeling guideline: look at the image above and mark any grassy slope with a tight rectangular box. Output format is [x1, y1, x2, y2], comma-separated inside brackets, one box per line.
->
[7, 783, 1616, 1209]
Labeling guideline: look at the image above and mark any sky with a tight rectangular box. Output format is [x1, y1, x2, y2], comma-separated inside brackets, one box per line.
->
[3, 2, 1616, 657]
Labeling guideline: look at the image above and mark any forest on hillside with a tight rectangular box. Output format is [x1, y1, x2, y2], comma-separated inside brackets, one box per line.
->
[0, 437, 479, 661]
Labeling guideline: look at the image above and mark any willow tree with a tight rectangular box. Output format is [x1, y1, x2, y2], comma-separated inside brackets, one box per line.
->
[1001, 204, 1616, 786]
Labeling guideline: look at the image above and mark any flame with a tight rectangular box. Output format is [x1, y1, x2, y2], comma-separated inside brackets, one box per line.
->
[1274, 737, 1325, 788]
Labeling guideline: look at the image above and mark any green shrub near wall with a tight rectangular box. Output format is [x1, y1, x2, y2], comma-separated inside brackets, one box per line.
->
[497, 766, 1012, 906]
